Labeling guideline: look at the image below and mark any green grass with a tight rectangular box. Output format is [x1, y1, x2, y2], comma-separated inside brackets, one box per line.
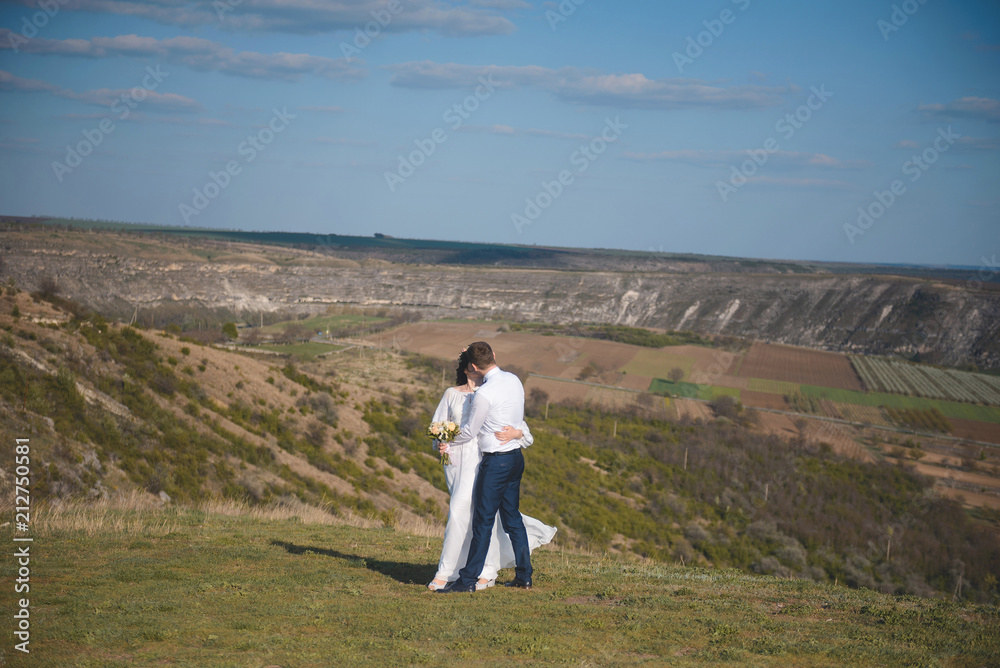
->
[799, 385, 1000, 424]
[3, 505, 997, 667]
[747, 378, 801, 395]
[698, 385, 741, 401]
[649, 378, 701, 398]
[647, 379, 740, 402]
[250, 342, 346, 360]
[622, 349, 697, 379]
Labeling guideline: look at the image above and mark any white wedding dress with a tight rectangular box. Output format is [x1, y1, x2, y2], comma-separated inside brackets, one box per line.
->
[431, 385, 557, 582]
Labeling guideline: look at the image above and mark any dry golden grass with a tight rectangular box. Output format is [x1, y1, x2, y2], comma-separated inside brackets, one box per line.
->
[21, 491, 178, 538]
[3, 490, 447, 541]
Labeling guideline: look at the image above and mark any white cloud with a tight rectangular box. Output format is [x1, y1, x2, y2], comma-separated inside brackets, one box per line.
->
[957, 136, 1000, 151]
[0, 69, 202, 113]
[624, 149, 869, 170]
[0, 29, 365, 82]
[0, 0, 516, 36]
[918, 97, 1000, 123]
[458, 123, 590, 140]
[0, 69, 60, 94]
[385, 61, 794, 110]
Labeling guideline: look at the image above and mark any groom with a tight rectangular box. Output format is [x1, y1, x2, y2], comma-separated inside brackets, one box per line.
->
[439, 341, 533, 592]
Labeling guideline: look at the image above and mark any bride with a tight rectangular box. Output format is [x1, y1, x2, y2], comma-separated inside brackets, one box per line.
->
[427, 349, 557, 591]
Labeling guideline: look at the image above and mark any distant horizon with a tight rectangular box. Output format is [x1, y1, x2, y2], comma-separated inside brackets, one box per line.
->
[9, 212, 996, 274]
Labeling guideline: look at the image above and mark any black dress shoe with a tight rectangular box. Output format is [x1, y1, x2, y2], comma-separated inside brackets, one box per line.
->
[437, 581, 476, 593]
[503, 579, 532, 589]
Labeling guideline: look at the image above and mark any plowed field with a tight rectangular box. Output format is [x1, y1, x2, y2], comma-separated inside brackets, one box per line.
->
[738, 343, 863, 391]
[949, 418, 1000, 444]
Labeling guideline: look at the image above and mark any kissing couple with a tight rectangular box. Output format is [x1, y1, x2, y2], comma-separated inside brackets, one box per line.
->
[428, 341, 556, 593]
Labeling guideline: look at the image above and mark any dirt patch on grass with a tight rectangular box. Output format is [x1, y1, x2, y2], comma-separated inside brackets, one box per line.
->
[742, 391, 789, 411]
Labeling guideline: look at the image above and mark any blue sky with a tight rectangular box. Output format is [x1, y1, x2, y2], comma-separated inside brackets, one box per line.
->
[1, 0, 997, 265]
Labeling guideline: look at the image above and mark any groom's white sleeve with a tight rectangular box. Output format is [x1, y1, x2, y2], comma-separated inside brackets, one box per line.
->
[518, 421, 533, 448]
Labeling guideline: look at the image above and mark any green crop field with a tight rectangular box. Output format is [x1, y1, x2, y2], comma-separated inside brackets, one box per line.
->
[747, 378, 801, 395]
[648, 378, 700, 398]
[799, 385, 1000, 424]
[698, 385, 741, 401]
[647, 379, 740, 403]
[852, 356, 1000, 406]
[622, 349, 697, 379]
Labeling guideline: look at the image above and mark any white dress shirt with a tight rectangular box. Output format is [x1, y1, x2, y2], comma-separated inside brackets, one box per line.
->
[431, 385, 533, 452]
[450, 366, 526, 454]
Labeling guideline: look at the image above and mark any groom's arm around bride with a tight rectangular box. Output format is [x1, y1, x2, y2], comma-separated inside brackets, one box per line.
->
[438, 341, 534, 592]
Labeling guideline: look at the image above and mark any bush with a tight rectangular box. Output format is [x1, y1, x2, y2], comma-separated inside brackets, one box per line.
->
[711, 396, 740, 420]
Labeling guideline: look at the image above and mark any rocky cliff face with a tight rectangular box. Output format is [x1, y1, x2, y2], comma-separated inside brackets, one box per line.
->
[5, 235, 998, 369]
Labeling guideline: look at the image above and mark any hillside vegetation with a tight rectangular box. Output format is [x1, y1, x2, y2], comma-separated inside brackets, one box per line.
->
[1, 287, 998, 608]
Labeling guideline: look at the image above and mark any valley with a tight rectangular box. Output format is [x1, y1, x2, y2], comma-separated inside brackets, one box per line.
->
[1, 220, 999, 606]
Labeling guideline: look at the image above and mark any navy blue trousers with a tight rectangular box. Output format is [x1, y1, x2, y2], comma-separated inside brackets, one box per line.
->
[455, 449, 532, 587]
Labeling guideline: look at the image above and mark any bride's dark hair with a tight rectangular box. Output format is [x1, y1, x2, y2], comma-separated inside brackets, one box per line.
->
[455, 350, 470, 386]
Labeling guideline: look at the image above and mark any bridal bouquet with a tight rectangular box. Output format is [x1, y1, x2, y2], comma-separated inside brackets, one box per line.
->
[427, 421, 460, 466]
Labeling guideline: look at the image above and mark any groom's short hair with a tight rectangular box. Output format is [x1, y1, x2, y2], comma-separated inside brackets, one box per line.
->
[465, 341, 494, 369]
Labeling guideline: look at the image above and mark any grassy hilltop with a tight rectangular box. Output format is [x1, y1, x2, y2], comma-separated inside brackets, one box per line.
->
[1, 500, 997, 667]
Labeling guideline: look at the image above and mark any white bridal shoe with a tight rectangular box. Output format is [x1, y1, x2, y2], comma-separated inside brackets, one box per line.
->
[428, 577, 494, 591]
